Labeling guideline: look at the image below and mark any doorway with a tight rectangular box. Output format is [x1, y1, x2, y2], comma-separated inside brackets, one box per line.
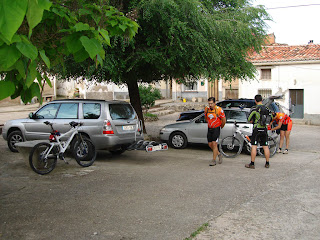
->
[290, 89, 304, 119]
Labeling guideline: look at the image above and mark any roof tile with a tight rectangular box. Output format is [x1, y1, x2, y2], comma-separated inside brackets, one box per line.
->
[248, 44, 320, 63]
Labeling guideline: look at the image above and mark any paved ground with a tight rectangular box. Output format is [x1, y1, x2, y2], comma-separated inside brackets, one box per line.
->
[1, 104, 320, 240]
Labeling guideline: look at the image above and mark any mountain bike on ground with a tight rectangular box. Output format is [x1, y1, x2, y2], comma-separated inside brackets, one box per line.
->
[29, 121, 96, 175]
[219, 121, 278, 158]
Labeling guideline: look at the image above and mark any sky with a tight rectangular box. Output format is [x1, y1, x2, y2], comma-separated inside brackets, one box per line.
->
[252, 0, 320, 45]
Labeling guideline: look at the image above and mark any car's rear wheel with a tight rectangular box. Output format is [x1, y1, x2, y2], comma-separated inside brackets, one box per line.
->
[7, 130, 24, 152]
[169, 132, 188, 149]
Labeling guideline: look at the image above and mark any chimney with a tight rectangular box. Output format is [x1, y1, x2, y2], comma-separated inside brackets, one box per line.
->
[308, 40, 314, 44]
[265, 33, 275, 45]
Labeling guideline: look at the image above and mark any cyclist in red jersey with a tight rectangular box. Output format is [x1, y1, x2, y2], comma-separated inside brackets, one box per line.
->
[269, 112, 292, 154]
[205, 97, 226, 166]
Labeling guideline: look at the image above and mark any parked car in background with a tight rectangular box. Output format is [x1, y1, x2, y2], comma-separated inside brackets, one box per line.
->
[176, 109, 204, 121]
[217, 96, 283, 113]
[176, 96, 283, 122]
[216, 98, 255, 109]
[161, 107, 278, 151]
[2, 99, 143, 153]
[162, 107, 252, 149]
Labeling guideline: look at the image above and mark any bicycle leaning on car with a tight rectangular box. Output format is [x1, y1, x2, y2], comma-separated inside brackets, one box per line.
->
[218, 121, 278, 158]
[29, 121, 96, 175]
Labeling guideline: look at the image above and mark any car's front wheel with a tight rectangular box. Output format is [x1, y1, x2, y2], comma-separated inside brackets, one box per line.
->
[7, 130, 24, 152]
[169, 132, 188, 149]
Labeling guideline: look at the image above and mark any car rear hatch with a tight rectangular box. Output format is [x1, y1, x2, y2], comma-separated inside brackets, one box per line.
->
[107, 103, 141, 141]
[263, 95, 283, 108]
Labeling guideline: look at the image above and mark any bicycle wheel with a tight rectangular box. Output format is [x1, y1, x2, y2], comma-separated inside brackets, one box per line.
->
[258, 137, 277, 157]
[219, 136, 242, 158]
[73, 138, 96, 167]
[29, 142, 57, 175]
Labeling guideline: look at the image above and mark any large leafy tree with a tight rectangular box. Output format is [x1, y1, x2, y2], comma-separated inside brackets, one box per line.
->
[0, 0, 138, 103]
[54, 0, 269, 132]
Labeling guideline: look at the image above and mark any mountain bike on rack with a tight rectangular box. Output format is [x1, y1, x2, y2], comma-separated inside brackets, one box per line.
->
[219, 121, 278, 158]
[29, 121, 96, 175]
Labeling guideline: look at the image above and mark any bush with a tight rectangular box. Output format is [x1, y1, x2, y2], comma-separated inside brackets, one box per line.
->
[139, 85, 162, 114]
[143, 112, 159, 122]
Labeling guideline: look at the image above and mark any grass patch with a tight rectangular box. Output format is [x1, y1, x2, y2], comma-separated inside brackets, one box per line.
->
[185, 222, 209, 240]
[143, 112, 159, 122]
[144, 112, 157, 118]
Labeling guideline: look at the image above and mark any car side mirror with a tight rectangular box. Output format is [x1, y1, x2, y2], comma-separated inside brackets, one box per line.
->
[29, 112, 35, 119]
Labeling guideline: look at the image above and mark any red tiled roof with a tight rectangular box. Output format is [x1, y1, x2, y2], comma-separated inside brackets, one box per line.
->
[248, 44, 320, 63]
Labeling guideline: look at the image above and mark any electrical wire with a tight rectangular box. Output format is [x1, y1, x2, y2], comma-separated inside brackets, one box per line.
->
[265, 4, 320, 10]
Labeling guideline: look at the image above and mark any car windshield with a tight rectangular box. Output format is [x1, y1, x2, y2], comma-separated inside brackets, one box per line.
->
[109, 104, 136, 120]
[224, 110, 248, 123]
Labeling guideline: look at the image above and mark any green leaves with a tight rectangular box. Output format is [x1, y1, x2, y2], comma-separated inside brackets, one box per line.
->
[80, 36, 103, 59]
[0, 44, 21, 70]
[39, 50, 50, 69]
[26, 0, 52, 37]
[65, 33, 83, 54]
[0, 80, 15, 100]
[0, 0, 140, 104]
[16, 41, 38, 61]
[0, 0, 28, 42]
[74, 23, 91, 31]
[99, 29, 111, 46]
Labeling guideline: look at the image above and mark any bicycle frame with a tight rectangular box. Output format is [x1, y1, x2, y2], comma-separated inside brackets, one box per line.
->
[232, 122, 275, 153]
[232, 126, 252, 147]
[43, 124, 82, 160]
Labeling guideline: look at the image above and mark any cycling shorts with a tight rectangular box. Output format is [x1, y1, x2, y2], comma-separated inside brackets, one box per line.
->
[207, 127, 220, 143]
[251, 128, 268, 146]
[280, 120, 293, 131]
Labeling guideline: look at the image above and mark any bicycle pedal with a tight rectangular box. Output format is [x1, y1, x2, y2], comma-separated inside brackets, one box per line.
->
[58, 153, 65, 160]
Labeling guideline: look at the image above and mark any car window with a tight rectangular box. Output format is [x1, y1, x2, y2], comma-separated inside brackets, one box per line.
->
[195, 115, 207, 123]
[225, 110, 248, 123]
[56, 103, 78, 119]
[83, 103, 101, 119]
[35, 103, 60, 119]
[109, 104, 136, 120]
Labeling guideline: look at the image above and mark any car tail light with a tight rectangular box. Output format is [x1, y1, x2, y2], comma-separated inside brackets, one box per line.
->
[103, 120, 114, 134]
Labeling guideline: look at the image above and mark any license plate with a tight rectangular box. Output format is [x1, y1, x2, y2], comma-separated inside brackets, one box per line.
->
[122, 125, 134, 130]
[152, 145, 162, 151]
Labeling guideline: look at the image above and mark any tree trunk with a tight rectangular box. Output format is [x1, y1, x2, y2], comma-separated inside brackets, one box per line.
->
[170, 78, 173, 99]
[126, 80, 147, 134]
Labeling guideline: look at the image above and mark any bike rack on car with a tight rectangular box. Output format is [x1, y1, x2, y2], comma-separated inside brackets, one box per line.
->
[126, 120, 169, 152]
[126, 140, 168, 152]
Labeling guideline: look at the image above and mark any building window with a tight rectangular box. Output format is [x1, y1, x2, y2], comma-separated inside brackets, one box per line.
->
[260, 69, 271, 80]
[258, 89, 272, 99]
[183, 81, 198, 91]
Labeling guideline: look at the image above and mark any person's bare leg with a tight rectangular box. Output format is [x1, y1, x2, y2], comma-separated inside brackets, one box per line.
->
[285, 131, 291, 149]
[212, 142, 219, 161]
[263, 145, 270, 162]
[251, 145, 257, 163]
[279, 130, 285, 149]
[245, 145, 257, 169]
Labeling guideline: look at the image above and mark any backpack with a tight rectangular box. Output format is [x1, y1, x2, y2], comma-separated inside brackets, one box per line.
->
[256, 105, 271, 126]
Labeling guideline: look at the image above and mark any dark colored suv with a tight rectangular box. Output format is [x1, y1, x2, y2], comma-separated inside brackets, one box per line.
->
[217, 98, 283, 113]
[176, 96, 283, 121]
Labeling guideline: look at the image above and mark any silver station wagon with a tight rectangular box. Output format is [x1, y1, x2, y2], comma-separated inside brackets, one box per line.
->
[2, 99, 143, 153]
